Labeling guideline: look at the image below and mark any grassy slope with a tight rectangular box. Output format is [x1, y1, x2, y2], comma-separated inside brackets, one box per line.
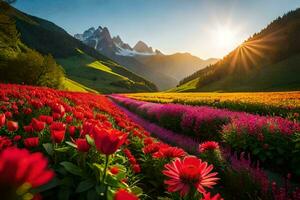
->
[172, 54, 300, 92]
[62, 78, 99, 93]
[57, 50, 155, 93]
[3, 4, 157, 93]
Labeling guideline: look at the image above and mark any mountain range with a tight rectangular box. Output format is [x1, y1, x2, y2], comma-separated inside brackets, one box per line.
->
[75, 27, 218, 90]
[175, 8, 300, 92]
[1, 3, 157, 93]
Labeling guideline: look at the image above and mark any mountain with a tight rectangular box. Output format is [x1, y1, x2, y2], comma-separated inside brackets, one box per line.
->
[75, 27, 217, 90]
[75, 26, 159, 57]
[175, 8, 300, 92]
[2, 3, 157, 93]
[135, 53, 218, 82]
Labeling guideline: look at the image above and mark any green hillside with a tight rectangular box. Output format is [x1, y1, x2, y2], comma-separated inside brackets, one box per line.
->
[58, 49, 156, 93]
[176, 8, 300, 92]
[1, 2, 157, 93]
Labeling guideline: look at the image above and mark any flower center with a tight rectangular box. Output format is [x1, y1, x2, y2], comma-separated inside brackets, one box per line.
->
[180, 165, 201, 183]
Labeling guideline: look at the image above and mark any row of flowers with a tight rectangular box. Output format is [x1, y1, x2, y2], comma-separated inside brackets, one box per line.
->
[113, 100, 300, 200]
[0, 84, 221, 200]
[109, 95, 300, 178]
[125, 92, 300, 121]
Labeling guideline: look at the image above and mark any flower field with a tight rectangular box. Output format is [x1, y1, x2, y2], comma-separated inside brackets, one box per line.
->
[1, 84, 300, 200]
[125, 92, 300, 120]
[110, 94, 300, 200]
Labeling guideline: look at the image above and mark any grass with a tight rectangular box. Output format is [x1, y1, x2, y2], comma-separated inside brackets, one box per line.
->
[62, 78, 99, 93]
[57, 50, 152, 94]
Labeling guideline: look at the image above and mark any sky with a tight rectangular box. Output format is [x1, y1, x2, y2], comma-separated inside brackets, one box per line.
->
[14, 0, 300, 59]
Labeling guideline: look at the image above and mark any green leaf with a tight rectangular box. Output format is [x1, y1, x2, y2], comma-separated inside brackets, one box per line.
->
[43, 143, 54, 156]
[66, 141, 77, 148]
[55, 146, 71, 153]
[130, 186, 143, 196]
[76, 179, 95, 193]
[95, 184, 106, 196]
[86, 135, 95, 146]
[60, 161, 83, 176]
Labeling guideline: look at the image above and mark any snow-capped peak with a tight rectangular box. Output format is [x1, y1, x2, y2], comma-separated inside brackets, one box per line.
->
[74, 26, 163, 57]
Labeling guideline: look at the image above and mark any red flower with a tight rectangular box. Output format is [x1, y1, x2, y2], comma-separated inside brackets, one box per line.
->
[133, 164, 141, 173]
[65, 115, 73, 123]
[23, 108, 32, 115]
[51, 130, 65, 143]
[163, 156, 219, 197]
[199, 141, 220, 153]
[0, 148, 54, 188]
[24, 137, 39, 148]
[75, 138, 90, 152]
[114, 189, 139, 200]
[13, 135, 22, 142]
[50, 122, 66, 143]
[24, 125, 34, 133]
[93, 127, 127, 155]
[0, 113, 5, 127]
[5, 111, 12, 119]
[32, 118, 46, 132]
[202, 192, 224, 200]
[7, 121, 18, 132]
[110, 166, 119, 175]
[0, 136, 13, 151]
[68, 125, 76, 136]
[153, 147, 187, 159]
[38, 115, 53, 125]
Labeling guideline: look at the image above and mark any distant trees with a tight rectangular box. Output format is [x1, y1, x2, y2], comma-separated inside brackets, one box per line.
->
[0, 5, 65, 89]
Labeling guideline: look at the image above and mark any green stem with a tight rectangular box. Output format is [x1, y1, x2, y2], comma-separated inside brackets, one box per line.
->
[102, 155, 110, 184]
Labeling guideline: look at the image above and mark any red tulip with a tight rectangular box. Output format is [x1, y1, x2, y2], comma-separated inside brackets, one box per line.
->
[93, 127, 127, 155]
[0, 147, 54, 188]
[75, 138, 90, 152]
[52, 103, 65, 116]
[32, 118, 46, 132]
[38, 115, 53, 125]
[52, 113, 61, 120]
[13, 135, 22, 142]
[4, 111, 12, 119]
[133, 164, 141, 173]
[0, 114, 5, 127]
[50, 122, 66, 143]
[7, 121, 18, 132]
[23, 125, 33, 133]
[0, 136, 13, 151]
[23, 108, 32, 115]
[24, 137, 39, 148]
[65, 115, 73, 123]
[68, 125, 76, 136]
[51, 130, 65, 143]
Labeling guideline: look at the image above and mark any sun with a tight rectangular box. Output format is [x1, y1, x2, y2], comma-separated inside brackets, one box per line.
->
[214, 26, 236, 48]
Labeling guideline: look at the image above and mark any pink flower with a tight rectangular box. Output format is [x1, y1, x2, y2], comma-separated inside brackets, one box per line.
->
[199, 141, 219, 153]
[163, 156, 219, 197]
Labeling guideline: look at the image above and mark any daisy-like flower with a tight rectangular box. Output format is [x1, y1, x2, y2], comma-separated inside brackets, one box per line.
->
[163, 156, 219, 197]
[152, 147, 187, 159]
[202, 192, 224, 200]
[199, 141, 220, 153]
